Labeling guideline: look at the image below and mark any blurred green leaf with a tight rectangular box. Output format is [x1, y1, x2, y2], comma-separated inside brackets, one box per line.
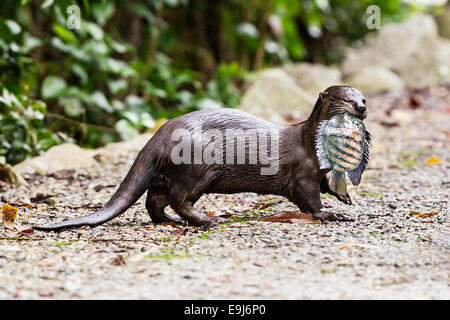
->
[41, 76, 67, 99]
[53, 23, 77, 44]
[92, 1, 115, 25]
[41, 0, 54, 9]
[83, 21, 104, 41]
[5, 20, 21, 35]
[90, 91, 113, 112]
[115, 119, 139, 140]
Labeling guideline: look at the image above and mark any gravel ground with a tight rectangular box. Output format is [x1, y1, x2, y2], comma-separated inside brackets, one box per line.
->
[0, 86, 449, 299]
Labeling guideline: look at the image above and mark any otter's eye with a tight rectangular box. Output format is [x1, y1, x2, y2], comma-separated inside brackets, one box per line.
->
[342, 99, 357, 107]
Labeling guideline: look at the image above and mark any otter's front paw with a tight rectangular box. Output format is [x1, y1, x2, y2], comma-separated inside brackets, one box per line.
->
[312, 211, 354, 222]
[335, 192, 352, 205]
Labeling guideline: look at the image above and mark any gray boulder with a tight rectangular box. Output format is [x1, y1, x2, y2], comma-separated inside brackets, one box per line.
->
[238, 68, 315, 123]
[13, 143, 98, 174]
[342, 15, 450, 89]
[13, 133, 153, 174]
[344, 66, 406, 93]
[283, 63, 342, 96]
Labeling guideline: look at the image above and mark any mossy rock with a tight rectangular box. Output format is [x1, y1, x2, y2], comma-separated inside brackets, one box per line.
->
[0, 164, 26, 185]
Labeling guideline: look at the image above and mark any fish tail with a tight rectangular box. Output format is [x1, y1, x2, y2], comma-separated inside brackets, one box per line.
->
[329, 170, 347, 195]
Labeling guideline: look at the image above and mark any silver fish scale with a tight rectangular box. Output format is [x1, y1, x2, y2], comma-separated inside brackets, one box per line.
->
[315, 114, 365, 172]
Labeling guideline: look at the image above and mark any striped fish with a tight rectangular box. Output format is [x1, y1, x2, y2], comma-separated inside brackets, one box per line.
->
[315, 114, 371, 195]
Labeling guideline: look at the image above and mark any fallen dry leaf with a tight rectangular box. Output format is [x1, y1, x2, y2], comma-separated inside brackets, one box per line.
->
[162, 221, 177, 228]
[254, 200, 280, 210]
[425, 157, 442, 165]
[206, 210, 232, 217]
[0, 196, 33, 208]
[409, 206, 442, 218]
[1, 204, 17, 230]
[257, 202, 274, 210]
[111, 255, 126, 266]
[172, 227, 190, 236]
[1, 203, 34, 236]
[262, 211, 320, 224]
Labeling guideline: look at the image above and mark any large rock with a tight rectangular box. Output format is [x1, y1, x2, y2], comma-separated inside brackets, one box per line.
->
[342, 15, 450, 89]
[238, 68, 315, 123]
[96, 133, 152, 159]
[0, 164, 26, 185]
[13, 143, 97, 174]
[283, 63, 342, 96]
[13, 133, 153, 174]
[344, 66, 406, 93]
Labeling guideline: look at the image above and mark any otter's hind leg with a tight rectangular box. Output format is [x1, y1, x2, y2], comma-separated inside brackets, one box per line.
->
[168, 183, 227, 228]
[146, 176, 183, 224]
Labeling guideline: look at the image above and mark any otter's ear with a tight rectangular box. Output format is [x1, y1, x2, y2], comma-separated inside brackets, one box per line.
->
[319, 92, 328, 101]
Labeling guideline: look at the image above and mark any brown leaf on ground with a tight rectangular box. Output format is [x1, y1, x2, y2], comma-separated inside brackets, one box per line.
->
[262, 211, 320, 224]
[254, 200, 280, 210]
[4, 226, 34, 237]
[409, 206, 442, 218]
[1, 204, 34, 236]
[207, 210, 232, 217]
[111, 255, 126, 266]
[1, 196, 33, 208]
[162, 221, 177, 228]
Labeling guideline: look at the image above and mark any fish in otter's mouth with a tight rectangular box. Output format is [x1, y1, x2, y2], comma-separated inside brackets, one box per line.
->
[315, 113, 371, 195]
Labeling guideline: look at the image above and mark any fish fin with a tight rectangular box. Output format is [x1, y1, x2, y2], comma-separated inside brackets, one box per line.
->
[330, 171, 347, 195]
[315, 120, 331, 169]
[347, 130, 371, 186]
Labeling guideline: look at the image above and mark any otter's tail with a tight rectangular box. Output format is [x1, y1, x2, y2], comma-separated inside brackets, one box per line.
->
[33, 148, 158, 232]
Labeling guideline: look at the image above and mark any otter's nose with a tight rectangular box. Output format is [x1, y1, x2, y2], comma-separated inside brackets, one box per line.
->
[356, 104, 366, 113]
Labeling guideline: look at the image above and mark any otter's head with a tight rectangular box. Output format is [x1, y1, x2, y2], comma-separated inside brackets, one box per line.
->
[316, 86, 367, 120]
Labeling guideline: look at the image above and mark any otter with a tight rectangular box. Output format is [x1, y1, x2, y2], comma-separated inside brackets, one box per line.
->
[34, 85, 370, 231]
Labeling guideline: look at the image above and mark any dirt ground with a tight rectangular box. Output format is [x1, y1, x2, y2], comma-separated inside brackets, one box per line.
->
[0, 86, 449, 299]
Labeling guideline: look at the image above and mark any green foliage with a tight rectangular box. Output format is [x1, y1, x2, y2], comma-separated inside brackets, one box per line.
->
[0, 16, 63, 164]
[0, 0, 429, 164]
